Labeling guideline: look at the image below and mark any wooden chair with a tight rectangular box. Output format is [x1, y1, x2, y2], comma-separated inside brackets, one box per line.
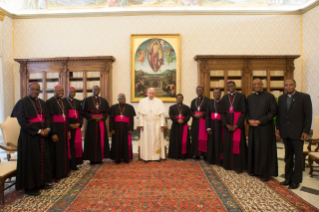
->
[308, 140, 319, 177]
[137, 126, 168, 160]
[303, 115, 319, 171]
[0, 145, 17, 205]
[0, 117, 20, 161]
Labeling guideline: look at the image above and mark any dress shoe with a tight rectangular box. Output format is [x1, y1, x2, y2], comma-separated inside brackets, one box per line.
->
[71, 167, 79, 171]
[236, 170, 242, 174]
[53, 177, 60, 183]
[261, 176, 269, 182]
[289, 183, 299, 189]
[115, 161, 121, 164]
[25, 188, 40, 196]
[248, 173, 255, 176]
[280, 180, 291, 186]
[40, 184, 53, 190]
[195, 156, 200, 160]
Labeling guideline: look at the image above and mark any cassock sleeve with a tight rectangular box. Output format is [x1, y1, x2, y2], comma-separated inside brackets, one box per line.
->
[82, 98, 92, 120]
[234, 95, 247, 129]
[169, 106, 179, 124]
[276, 97, 282, 130]
[302, 94, 312, 134]
[183, 107, 190, 124]
[245, 96, 251, 123]
[109, 106, 115, 132]
[258, 94, 277, 125]
[11, 100, 41, 136]
[190, 100, 195, 118]
[46, 100, 57, 136]
[206, 104, 211, 129]
[79, 101, 83, 127]
[102, 99, 110, 120]
[129, 106, 136, 131]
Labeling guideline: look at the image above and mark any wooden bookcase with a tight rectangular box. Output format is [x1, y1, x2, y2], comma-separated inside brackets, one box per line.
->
[14, 56, 115, 103]
[15, 56, 116, 137]
[194, 55, 300, 99]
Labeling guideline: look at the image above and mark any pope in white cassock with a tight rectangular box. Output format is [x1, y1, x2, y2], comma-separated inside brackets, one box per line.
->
[137, 88, 166, 161]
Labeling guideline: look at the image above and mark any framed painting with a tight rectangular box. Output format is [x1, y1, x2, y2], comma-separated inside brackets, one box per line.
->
[131, 34, 181, 102]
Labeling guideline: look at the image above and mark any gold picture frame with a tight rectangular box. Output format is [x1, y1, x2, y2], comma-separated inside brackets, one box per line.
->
[131, 34, 181, 102]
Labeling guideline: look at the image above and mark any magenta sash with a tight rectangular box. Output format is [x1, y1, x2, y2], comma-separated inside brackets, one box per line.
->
[210, 113, 221, 120]
[114, 115, 132, 159]
[68, 109, 82, 158]
[92, 114, 105, 159]
[176, 115, 188, 154]
[53, 114, 71, 159]
[195, 111, 207, 153]
[28, 114, 45, 123]
[229, 108, 241, 154]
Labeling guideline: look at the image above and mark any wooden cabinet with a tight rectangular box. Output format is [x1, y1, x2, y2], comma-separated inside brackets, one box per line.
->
[14, 56, 115, 103]
[194, 55, 300, 99]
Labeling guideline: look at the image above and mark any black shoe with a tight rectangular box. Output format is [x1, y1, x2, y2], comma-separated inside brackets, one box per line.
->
[261, 176, 269, 182]
[248, 173, 255, 176]
[40, 184, 53, 190]
[195, 156, 200, 160]
[25, 188, 40, 196]
[53, 178, 60, 183]
[115, 161, 121, 164]
[289, 183, 299, 189]
[71, 167, 79, 171]
[124, 161, 129, 163]
[236, 170, 242, 174]
[280, 180, 291, 186]
[203, 156, 207, 160]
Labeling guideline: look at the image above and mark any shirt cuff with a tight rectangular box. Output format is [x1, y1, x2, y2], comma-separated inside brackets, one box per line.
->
[37, 129, 41, 134]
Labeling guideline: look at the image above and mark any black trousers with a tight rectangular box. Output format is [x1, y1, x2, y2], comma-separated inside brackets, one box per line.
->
[283, 137, 304, 184]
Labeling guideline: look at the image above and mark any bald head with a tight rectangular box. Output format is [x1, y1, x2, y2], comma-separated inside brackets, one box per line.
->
[68, 87, 76, 99]
[29, 83, 41, 99]
[93, 86, 100, 97]
[252, 78, 263, 93]
[54, 85, 64, 99]
[118, 93, 126, 104]
[284, 79, 296, 95]
[148, 88, 155, 100]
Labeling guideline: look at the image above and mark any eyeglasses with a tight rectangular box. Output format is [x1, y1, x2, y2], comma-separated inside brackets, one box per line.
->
[29, 88, 40, 91]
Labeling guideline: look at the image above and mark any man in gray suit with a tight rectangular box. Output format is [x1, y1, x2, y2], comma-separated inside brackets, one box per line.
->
[276, 79, 312, 189]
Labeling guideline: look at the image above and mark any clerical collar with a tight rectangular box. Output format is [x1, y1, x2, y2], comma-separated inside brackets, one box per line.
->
[287, 91, 296, 98]
[54, 96, 61, 100]
[68, 97, 73, 101]
[29, 95, 37, 100]
[255, 90, 263, 95]
[94, 96, 98, 98]
[230, 92, 236, 96]
[215, 99, 220, 103]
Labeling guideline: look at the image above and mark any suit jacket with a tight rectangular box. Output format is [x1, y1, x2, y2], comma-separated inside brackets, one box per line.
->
[276, 91, 312, 140]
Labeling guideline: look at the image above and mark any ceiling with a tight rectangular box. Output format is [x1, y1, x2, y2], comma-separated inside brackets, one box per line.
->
[1, 0, 318, 18]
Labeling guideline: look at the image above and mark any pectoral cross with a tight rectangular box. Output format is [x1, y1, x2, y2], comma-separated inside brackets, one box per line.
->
[63, 114, 66, 121]
[197, 106, 200, 111]
[74, 111, 78, 119]
[214, 113, 217, 118]
[179, 114, 182, 118]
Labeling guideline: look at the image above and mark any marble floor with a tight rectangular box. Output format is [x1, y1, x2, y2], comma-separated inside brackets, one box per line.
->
[1, 139, 318, 209]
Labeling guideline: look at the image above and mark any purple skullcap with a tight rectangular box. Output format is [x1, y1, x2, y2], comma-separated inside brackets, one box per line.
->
[68, 86, 75, 89]
[54, 84, 62, 88]
[197, 85, 204, 88]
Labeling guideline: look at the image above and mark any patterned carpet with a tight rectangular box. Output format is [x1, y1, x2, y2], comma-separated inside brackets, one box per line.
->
[1, 158, 318, 212]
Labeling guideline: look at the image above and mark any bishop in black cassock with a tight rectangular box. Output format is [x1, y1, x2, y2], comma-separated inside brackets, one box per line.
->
[63, 87, 83, 170]
[206, 88, 223, 165]
[246, 79, 278, 182]
[82, 86, 110, 164]
[168, 94, 191, 160]
[190, 86, 210, 159]
[110, 93, 136, 163]
[11, 83, 52, 196]
[220, 81, 247, 173]
[46, 85, 70, 181]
